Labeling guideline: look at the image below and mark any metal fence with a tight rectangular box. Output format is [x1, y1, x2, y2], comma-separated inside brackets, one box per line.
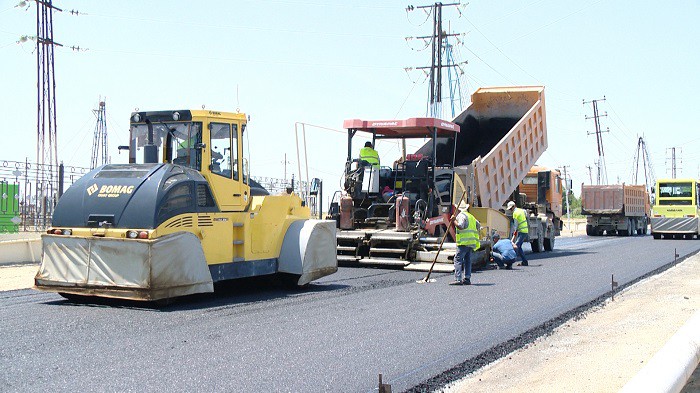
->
[0, 161, 319, 233]
[0, 159, 90, 232]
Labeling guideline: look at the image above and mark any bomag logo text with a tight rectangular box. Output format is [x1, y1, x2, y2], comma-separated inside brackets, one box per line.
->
[89, 184, 135, 198]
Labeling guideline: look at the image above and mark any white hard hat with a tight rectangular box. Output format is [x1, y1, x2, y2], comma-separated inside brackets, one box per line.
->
[507, 201, 516, 210]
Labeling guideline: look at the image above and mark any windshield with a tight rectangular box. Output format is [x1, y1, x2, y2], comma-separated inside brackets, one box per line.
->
[658, 182, 692, 198]
[129, 122, 202, 170]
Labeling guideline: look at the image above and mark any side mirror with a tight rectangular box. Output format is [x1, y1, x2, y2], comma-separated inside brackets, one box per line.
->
[194, 143, 206, 150]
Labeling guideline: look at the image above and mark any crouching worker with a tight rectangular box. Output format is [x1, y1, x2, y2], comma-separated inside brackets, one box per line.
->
[490, 232, 517, 270]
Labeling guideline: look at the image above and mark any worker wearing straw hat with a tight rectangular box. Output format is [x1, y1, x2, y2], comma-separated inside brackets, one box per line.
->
[451, 201, 481, 285]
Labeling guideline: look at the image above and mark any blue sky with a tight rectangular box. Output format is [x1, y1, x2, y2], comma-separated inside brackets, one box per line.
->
[1, 0, 698, 199]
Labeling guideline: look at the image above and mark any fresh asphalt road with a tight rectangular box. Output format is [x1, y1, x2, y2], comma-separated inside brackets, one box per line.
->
[1, 235, 699, 393]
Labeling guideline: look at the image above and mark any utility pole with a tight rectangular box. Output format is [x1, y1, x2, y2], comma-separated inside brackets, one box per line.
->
[90, 99, 108, 169]
[666, 147, 682, 179]
[583, 97, 609, 185]
[35, 0, 62, 229]
[282, 153, 292, 184]
[562, 166, 572, 236]
[407, 2, 462, 118]
[586, 165, 593, 185]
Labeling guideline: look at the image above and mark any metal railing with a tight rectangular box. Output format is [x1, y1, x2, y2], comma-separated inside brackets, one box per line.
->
[0, 159, 89, 232]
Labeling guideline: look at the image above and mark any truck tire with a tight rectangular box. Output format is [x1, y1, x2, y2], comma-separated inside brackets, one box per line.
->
[586, 225, 595, 236]
[543, 233, 555, 251]
[531, 231, 544, 253]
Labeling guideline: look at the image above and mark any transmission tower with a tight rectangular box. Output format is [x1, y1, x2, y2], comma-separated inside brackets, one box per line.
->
[632, 136, 655, 187]
[35, 0, 63, 228]
[583, 97, 609, 185]
[91, 99, 108, 169]
[408, 2, 462, 118]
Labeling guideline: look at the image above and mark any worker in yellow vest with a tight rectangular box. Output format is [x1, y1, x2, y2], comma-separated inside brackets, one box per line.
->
[507, 201, 529, 266]
[452, 202, 481, 285]
[359, 141, 380, 168]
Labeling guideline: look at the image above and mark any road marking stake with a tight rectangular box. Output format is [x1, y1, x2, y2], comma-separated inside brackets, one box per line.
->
[611, 274, 618, 301]
[378, 373, 392, 393]
[674, 248, 679, 263]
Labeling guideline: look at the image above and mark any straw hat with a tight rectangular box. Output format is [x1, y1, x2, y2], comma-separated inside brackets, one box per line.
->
[458, 201, 470, 211]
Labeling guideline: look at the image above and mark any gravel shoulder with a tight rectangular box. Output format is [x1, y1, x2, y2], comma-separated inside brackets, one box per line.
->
[443, 252, 700, 393]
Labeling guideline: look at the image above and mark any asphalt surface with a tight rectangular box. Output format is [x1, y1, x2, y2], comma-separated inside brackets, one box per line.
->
[1, 234, 699, 393]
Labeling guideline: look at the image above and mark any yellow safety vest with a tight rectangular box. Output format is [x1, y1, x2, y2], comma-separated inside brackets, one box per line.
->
[513, 207, 529, 234]
[359, 147, 380, 167]
[456, 211, 480, 250]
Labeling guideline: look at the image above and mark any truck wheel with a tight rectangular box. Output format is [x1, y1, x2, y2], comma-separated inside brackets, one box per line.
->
[586, 225, 595, 236]
[531, 232, 544, 253]
[543, 234, 555, 251]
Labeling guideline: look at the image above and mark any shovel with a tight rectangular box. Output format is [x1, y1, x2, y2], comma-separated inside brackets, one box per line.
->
[417, 191, 467, 283]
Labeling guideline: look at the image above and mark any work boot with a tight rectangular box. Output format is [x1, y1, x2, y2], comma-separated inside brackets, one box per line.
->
[505, 262, 513, 270]
[449, 280, 462, 286]
[462, 278, 471, 285]
[519, 261, 529, 266]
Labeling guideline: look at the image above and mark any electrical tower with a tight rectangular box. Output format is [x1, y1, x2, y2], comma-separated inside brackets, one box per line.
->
[583, 97, 609, 185]
[36, 0, 62, 227]
[666, 147, 682, 179]
[632, 136, 655, 188]
[90, 99, 108, 169]
[408, 2, 462, 118]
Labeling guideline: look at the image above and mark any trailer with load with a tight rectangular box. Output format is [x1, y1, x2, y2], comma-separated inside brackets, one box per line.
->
[34, 109, 338, 302]
[581, 184, 650, 236]
[330, 86, 556, 269]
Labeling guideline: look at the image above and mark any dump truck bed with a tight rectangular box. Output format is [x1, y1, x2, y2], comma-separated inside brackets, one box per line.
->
[581, 184, 649, 216]
[418, 86, 547, 209]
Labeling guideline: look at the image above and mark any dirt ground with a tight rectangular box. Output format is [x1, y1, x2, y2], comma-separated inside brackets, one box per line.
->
[0, 263, 39, 292]
[442, 252, 700, 393]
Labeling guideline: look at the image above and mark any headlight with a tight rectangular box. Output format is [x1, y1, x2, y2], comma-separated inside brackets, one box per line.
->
[172, 111, 180, 121]
[126, 230, 138, 239]
[62, 229, 72, 235]
[132, 113, 141, 122]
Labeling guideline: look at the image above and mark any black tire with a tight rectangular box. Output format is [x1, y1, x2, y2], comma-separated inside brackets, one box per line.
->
[652, 233, 662, 239]
[543, 235, 555, 251]
[586, 225, 595, 236]
[531, 230, 544, 253]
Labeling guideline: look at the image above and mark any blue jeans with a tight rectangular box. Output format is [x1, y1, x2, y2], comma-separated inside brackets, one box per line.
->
[514, 232, 529, 264]
[491, 252, 515, 268]
[454, 245, 473, 282]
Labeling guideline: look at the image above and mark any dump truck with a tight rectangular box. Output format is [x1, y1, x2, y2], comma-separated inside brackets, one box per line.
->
[34, 109, 338, 301]
[650, 178, 700, 239]
[331, 86, 552, 269]
[513, 165, 563, 251]
[581, 184, 650, 236]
